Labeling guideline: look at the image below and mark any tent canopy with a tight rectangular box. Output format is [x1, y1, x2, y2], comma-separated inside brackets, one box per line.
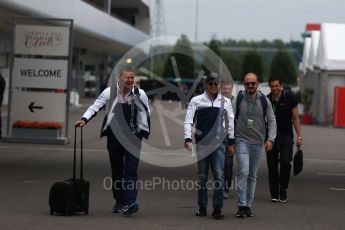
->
[306, 31, 320, 71]
[299, 37, 311, 73]
[315, 23, 345, 71]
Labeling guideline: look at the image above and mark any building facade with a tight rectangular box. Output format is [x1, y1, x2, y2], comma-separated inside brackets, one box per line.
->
[0, 0, 150, 103]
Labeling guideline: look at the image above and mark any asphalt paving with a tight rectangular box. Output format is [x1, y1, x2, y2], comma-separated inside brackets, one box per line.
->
[0, 99, 344, 230]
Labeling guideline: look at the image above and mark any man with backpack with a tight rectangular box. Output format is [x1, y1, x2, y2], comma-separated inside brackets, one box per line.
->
[233, 73, 276, 218]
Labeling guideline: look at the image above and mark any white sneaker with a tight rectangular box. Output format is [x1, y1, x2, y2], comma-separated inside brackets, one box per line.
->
[223, 191, 229, 199]
[271, 198, 279, 202]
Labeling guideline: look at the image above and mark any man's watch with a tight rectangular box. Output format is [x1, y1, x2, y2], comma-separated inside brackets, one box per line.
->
[298, 136, 302, 140]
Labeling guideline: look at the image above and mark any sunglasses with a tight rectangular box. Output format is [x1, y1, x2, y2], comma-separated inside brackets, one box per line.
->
[244, 82, 257, 86]
[208, 82, 218, 86]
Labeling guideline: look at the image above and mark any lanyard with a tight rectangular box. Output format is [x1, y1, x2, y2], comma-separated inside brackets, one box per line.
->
[272, 101, 276, 113]
[271, 92, 283, 114]
[247, 100, 255, 119]
[246, 93, 257, 119]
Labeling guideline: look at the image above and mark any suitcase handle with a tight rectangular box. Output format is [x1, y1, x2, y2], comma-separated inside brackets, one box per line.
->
[73, 126, 83, 180]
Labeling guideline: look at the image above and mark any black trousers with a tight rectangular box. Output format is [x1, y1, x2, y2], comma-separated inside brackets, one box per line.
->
[266, 134, 293, 198]
[224, 153, 234, 192]
[0, 109, 2, 137]
[106, 130, 141, 206]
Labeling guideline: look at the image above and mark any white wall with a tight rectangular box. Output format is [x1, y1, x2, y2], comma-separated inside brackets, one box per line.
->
[0, 0, 149, 47]
[316, 72, 345, 125]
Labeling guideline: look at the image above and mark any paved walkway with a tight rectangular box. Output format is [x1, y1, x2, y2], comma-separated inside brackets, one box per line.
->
[0, 100, 345, 230]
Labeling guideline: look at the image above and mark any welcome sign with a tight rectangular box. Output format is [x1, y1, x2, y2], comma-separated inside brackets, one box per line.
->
[12, 58, 68, 89]
[14, 25, 70, 56]
[4, 18, 73, 144]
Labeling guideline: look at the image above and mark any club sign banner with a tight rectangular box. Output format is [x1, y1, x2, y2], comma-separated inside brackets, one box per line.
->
[14, 25, 70, 56]
[4, 18, 73, 144]
[12, 58, 68, 89]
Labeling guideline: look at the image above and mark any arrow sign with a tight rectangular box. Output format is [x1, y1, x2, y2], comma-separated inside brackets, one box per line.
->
[12, 92, 66, 122]
[28, 102, 43, 113]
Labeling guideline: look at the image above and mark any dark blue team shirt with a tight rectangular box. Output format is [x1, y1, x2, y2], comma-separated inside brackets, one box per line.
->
[267, 91, 298, 137]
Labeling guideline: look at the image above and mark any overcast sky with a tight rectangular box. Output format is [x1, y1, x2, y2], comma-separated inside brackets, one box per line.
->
[161, 0, 345, 42]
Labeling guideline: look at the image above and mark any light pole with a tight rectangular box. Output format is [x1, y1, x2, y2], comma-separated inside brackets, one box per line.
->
[194, 0, 199, 42]
[193, 0, 200, 78]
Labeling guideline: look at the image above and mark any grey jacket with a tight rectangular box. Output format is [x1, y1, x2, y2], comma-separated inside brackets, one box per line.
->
[232, 91, 276, 144]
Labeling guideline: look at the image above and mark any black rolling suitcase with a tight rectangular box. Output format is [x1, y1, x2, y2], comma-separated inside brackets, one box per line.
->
[49, 126, 90, 215]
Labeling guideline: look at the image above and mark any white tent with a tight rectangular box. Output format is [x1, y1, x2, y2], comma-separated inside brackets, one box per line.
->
[303, 31, 320, 92]
[306, 31, 320, 71]
[302, 31, 320, 119]
[299, 37, 311, 74]
[315, 23, 345, 70]
[313, 23, 345, 125]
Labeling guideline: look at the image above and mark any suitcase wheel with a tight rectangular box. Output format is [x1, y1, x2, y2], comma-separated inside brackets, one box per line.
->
[65, 211, 72, 216]
[50, 209, 54, 215]
[85, 209, 88, 215]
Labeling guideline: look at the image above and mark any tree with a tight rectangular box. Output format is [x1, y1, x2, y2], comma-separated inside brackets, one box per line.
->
[221, 52, 242, 81]
[241, 50, 263, 81]
[162, 35, 195, 79]
[273, 39, 285, 49]
[207, 38, 221, 57]
[270, 49, 297, 84]
[199, 38, 223, 76]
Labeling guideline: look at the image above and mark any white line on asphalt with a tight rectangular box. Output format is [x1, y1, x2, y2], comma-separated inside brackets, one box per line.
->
[0, 145, 103, 152]
[305, 158, 345, 163]
[22, 179, 61, 184]
[330, 188, 345, 191]
[0, 145, 186, 156]
[318, 173, 345, 176]
[2, 145, 345, 162]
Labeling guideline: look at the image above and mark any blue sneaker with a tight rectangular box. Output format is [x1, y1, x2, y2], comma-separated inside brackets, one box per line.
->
[112, 202, 124, 213]
[121, 203, 139, 216]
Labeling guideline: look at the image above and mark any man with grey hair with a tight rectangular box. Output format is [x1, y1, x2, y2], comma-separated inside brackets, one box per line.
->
[220, 79, 235, 199]
[220, 79, 234, 101]
[75, 66, 150, 216]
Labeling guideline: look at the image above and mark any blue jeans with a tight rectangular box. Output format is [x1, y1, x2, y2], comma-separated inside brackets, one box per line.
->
[235, 140, 264, 207]
[197, 144, 225, 209]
